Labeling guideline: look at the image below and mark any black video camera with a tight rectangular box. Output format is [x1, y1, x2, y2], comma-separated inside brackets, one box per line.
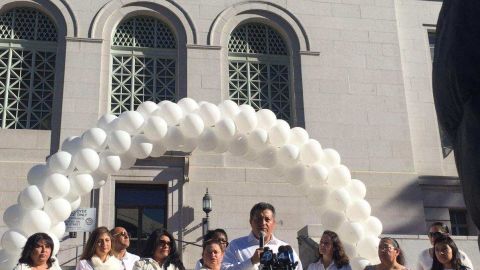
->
[260, 245, 298, 270]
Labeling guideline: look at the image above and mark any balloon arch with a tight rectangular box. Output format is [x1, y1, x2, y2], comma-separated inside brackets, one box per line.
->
[0, 98, 383, 270]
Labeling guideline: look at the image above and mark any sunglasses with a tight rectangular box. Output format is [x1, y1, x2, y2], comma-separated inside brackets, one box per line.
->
[114, 231, 130, 238]
[428, 232, 446, 238]
[158, 240, 171, 247]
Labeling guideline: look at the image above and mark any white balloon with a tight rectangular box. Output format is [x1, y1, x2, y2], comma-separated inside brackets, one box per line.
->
[119, 152, 137, 169]
[328, 165, 351, 188]
[289, 127, 309, 147]
[27, 164, 49, 186]
[363, 216, 383, 237]
[108, 130, 132, 154]
[307, 186, 332, 208]
[61, 136, 82, 155]
[198, 128, 219, 152]
[91, 171, 108, 189]
[0, 249, 19, 270]
[3, 204, 24, 229]
[327, 188, 351, 211]
[98, 151, 121, 174]
[300, 139, 324, 164]
[117, 111, 145, 134]
[321, 209, 346, 231]
[81, 128, 107, 151]
[1, 230, 26, 254]
[73, 148, 100, 172]
[228, 134, 249, 156]
[65, 192, 81, 211]
[163, 126, 185, 150]
[307, 164, 329, 187]
[322, 148, 341, 167]
[248, 129, 269, 150]
[214, 118, 236, 140]
[286, 164, 307, 185]
[18, 185, 44, 210]
[130, 134, 153, 159]
[157, 101, 183, 125]
[218, 100, 240, 119]
[256, 109, 277, 130]
[47, 233, 60, 256]
[150, 142, 167, 157]
[143, 116, 168, 141]
[357, 236, 379, 260]
[69, 173, 94, 196]
[277, 144, 300, 167]
[180, 113, 205, 137]
[47, 151, 73, 174]
[268, 120, 291, 147]
[213, 139, 229, 153]
[44, 198, 72, 223]
[21, 209, 51, 235]
[258, 146, 278, 168]
[41, 173, 70, 199]
[269, 162, 287, 177]
[96, 114, 117, 131]
[234, 106, 258, 133]
[346, 199, 371, 222]
[179, 137, 198, 152]
[198, 102, 221, 126]
[343, 242, 358, 259]
[178, 97, 199, 114]
[350, 257, 370, 270]
[346, 179, 367, 199]
[136, 101, 159, 118]
[339, 221, 364, 244]
[244, 148, 259, 161]
[50, 222, 66, 239]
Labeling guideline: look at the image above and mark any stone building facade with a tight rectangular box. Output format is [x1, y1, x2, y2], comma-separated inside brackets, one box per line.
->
[0, 0, 478, 268]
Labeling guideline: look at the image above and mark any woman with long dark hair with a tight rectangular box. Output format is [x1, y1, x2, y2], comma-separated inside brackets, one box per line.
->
[14, 233, 61, 270]
[133, 229, 185, 270]
[76, 226, 122, 270]
[432, 235, 471, 270]
[307, 230, 351, 270]
[364, 237, 408, 270]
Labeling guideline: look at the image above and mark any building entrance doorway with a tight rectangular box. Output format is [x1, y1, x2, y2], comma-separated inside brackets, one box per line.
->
[115, 183, 168, 254]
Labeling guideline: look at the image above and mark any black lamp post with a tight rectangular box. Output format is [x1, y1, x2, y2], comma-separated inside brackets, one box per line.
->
[202, 188, 212, 236]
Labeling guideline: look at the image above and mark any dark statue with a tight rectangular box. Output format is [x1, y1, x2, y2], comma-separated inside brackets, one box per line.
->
[432, 0, 480, 248]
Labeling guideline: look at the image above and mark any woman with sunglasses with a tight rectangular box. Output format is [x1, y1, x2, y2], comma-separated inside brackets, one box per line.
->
[76, 226, 123, 270]
[364, 237, 408, 270]
[431, 235, 471, 270]
[133, 229, 185, 270]
[195, 229, 229, 270]
[416, 222, 473, 270]
[307, 230, 351, 270]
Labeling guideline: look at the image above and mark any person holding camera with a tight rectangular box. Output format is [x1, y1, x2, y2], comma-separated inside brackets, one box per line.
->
[416, 222, 473, 270]
[222, 202, 302, 270]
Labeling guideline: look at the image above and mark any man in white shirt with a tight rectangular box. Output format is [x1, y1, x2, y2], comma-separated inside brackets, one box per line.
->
[111, 227, 140, 270]
[222, 202, 303, 270]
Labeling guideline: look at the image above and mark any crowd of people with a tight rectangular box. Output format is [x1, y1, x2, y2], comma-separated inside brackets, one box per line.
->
[12, 202, 475, 270]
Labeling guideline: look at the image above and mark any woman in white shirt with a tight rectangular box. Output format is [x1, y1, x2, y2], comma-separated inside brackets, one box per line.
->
[307, 230, 352, 270]
[416, 222, 473, 270]
[14, 233, 62, 270]
[133, 229, 185, 270]
[76, 226, 123, 270]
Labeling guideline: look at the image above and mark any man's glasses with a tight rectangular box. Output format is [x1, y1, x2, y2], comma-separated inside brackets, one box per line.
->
[114, 231, 130, 238]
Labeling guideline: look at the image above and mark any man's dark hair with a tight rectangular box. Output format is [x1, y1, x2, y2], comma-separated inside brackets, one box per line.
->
[430, 221, 450, 234]
[249, 202, 275, 221]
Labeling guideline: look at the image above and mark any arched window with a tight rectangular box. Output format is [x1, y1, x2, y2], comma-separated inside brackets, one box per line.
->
[0, 7, 57, 129]
[111, 16, 177, 115]
[228, 23, 291, 121]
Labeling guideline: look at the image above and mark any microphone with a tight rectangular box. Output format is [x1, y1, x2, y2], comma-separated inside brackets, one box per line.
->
[285, 245, 298, 268]
[259, 231, 265, 248]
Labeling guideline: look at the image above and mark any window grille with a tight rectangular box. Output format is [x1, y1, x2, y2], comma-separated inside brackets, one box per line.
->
[111, 16, 177, 115]
[0, 8, 57, 129]
[449, 209, 469, 235]
[228, 23, 291, 122]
